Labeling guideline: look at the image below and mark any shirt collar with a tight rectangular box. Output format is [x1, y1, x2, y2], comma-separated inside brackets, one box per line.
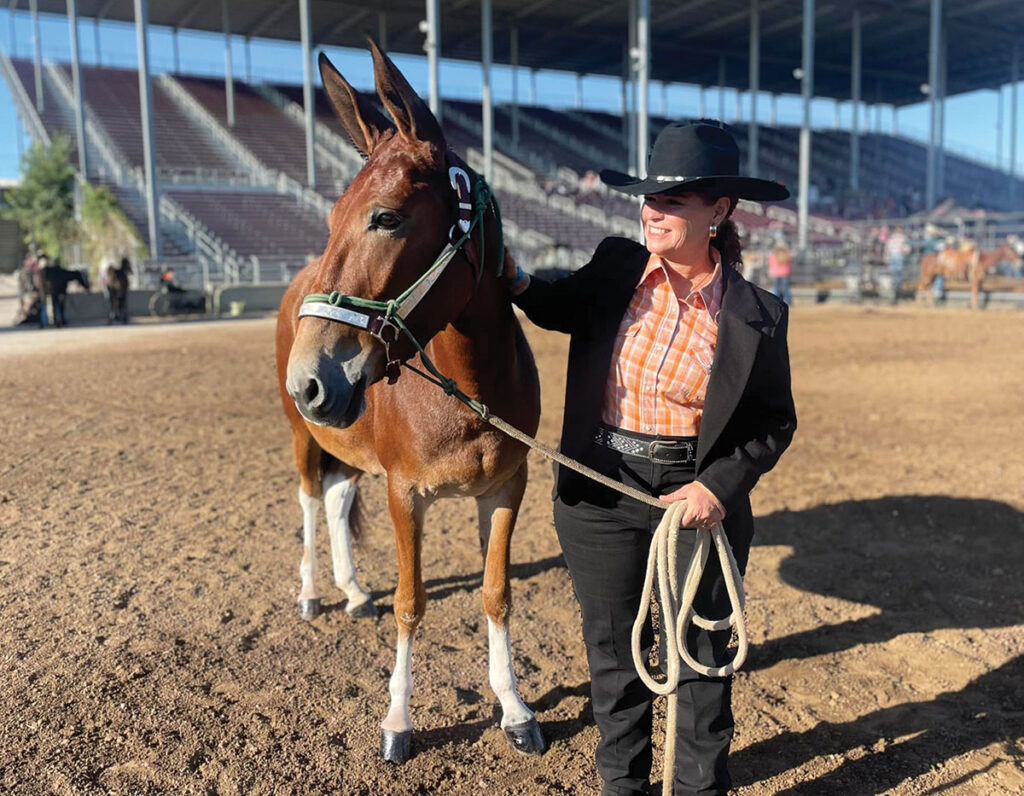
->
[640, 248, 724, 319]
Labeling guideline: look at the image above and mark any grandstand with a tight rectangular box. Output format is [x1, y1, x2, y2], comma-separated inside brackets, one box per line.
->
[3, 0, 1024, 288]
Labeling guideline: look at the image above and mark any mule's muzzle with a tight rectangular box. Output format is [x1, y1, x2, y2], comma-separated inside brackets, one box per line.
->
[287, 365, 368, 428]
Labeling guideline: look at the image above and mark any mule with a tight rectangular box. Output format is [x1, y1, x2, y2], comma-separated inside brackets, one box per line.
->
[917, 240, 1022, 309]
[104, 259, 132, 324]
[41, 264, 90, 327]
[274, 42, 544, 765]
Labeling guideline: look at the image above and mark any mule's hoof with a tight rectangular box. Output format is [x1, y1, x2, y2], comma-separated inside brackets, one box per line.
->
[347, 600, 378, 619]
[503, 717, 546, 755]
[298, 597, 321, 620]
[380, 729, 413, 764]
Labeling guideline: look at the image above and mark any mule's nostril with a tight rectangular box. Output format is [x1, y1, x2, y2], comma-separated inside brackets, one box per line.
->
[303, 377, 322, 407]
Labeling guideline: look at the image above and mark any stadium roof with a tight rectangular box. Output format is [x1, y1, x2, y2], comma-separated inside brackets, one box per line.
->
[14, 0, 1024, 106]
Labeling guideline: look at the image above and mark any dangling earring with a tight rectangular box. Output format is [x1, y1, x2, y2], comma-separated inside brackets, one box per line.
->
[709, 222, 718, 239]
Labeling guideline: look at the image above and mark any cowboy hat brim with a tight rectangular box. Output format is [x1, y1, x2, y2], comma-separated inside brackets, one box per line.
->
[600, 170, 790, 202]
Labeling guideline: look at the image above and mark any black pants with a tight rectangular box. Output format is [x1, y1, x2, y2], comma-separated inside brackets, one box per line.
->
[554, 437, 747, 796]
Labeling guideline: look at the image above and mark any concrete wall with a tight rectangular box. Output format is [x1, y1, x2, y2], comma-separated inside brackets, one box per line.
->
[61, 290, 156, 323]
[0, 219, 26, 274]
[212, 283, 289, 315]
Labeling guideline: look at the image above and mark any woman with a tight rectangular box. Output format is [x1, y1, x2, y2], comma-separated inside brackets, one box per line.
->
[767, 240, 793, 305]
[506, 122, 796, 796]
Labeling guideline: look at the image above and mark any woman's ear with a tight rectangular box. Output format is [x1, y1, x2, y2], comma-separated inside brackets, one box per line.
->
[713, 196, 733, 224]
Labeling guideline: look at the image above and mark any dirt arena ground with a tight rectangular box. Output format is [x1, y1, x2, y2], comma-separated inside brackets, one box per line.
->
[1, 305, 1022, 795]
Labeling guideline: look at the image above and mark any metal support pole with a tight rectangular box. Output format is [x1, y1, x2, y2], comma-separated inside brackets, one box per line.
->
[425, 0, 441, 122]
[636, 0, 649, 176]
[699, 85, 706, 118]
[133, 0, 160, 260]
[67, 0, 88, 177]
[770, 92, 777, 124]
[996, 87, 1003, 169]
[833, 98, 840, 129]
[850, 7, 860, 191]
[30, 0, 43, 113]
[10, 8, 16, 58]
[172, 27, 179, 72]
[576, 73, 583, 109]
[748, 0, 759, 176]
[1012, 44, 1019, 200]
[717, 54, 726, 119]
[245, 37, 252, 83]
[299, 0, 316, 188]
[627, 0, 637, 176]
[797, 0, 814, 252]
[926, 0, 941, 208]
[661, 82, 668, 117]
[222, 0, 234, 127]
[93, 18, 100, 65]
[378, 11, 387, 51]
[937, 31, 946, 197]
[510, 25, 519, 149]
[481, 0, 493, 184]
[529, 69, 536, 105]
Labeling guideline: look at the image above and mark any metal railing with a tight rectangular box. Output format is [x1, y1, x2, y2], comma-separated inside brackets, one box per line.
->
[0, 47, 50, 146]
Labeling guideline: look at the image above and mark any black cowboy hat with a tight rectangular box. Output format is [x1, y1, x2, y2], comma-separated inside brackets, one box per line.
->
[600, 121, 790, 202]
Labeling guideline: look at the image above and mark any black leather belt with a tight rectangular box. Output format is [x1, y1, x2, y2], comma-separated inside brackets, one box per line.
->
[594, 426, 698, 466]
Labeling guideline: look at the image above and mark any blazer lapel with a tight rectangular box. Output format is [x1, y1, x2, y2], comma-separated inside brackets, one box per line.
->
[696, 267, 766, 469]
[586, 245, 649, 379]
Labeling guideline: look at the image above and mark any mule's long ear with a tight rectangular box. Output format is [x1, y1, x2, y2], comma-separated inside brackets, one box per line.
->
[318, 52, 393, 157]
[367, 36, 445, 150]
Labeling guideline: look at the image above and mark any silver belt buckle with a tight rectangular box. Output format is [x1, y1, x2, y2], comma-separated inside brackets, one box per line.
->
[649, 439, 695, 465]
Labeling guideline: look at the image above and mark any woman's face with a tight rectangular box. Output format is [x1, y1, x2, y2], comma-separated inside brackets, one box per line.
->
[641, 192, 728, 262]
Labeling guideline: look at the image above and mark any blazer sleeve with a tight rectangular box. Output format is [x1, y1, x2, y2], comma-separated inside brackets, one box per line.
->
[512, 237, 638, 334]
[697, 304, 797, 512]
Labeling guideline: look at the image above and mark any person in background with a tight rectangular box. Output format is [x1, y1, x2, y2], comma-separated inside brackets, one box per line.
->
[767, 240, 793, 305]
[885, 226, 910, 304]
[506, 121, 796, 796]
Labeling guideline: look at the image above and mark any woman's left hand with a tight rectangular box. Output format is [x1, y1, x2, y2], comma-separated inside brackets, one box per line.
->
[659, 481, 726, 529]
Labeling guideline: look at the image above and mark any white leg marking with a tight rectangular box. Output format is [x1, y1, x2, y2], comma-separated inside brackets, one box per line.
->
[323, 471, 372, 612]
[297, 488, 321, 603]
[487, 617, 534, 729]
[381, 631, 414, 733]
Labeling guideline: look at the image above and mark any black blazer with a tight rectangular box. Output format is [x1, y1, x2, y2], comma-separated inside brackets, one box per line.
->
[513, 236, 796, 565]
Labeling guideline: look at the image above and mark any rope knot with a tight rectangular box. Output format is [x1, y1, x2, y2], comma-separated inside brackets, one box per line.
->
[385, 299, 399, 320]
[328, 290, 341, 306]
[441, 378, 457, 395]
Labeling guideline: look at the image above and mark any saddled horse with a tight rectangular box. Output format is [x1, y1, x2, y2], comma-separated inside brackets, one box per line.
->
[917, 239, 1023, 309]
[41, 264, 90, 327]
[275, 42, 544, 764]
[104, 258, 133, 324]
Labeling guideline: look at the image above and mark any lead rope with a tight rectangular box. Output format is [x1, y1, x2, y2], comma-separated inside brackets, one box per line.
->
[402, 376, 747, 796]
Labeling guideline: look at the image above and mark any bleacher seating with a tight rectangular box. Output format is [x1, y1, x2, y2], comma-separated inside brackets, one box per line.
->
[165, 190, 327, 261]
[178, 77, 347, 199]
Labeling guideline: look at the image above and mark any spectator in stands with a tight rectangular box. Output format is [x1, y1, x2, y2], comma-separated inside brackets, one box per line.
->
[506, 121, 796, 796]
[767, 240, 793, 305]
[885, 226, 910, 303]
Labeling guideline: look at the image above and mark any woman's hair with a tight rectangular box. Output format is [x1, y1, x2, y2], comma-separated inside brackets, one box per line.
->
[707, 196, 742, 269]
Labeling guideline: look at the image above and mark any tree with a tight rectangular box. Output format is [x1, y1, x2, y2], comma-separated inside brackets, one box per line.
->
[0, 134, 76, 259]
[78, 182, 148, 272]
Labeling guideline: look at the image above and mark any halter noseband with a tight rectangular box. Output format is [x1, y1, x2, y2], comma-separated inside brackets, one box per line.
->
[298, 150, 503, 383]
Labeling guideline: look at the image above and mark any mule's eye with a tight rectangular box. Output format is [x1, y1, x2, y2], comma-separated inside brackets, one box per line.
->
[371, 211, 403, 230]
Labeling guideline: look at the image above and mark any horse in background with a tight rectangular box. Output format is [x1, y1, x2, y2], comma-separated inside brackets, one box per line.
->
[40, 262, 90, 327]
[917, 238, 1023, 309]
[275, 42, 544, 765]
[104, 258, 133, 324]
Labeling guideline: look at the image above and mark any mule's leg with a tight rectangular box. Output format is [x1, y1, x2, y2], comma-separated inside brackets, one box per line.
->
[380, 480, 429, 764]
[477, 463, 546, 756]
[323, 466, 377, 618]
[292, 429, 324, 620]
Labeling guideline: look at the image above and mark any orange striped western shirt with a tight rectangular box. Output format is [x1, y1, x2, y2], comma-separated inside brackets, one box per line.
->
[601, 251, 724, 437]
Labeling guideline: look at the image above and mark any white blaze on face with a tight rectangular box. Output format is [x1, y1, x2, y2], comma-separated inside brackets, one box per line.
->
[487, 617, 534, 729]
[381, 631, 414, 733]
[298, 488, 321, 603]
[323, 471, 372, 611]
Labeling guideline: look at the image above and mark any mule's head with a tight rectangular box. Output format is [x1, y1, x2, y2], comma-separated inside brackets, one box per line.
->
[286, 40, 483, 428]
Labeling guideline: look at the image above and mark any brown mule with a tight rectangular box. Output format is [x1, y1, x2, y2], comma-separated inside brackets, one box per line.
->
[274, 41, 544, 765]
[917, 240, 1023, 309]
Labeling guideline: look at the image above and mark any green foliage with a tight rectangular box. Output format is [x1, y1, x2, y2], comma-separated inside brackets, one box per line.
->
[0, 134, 76, 259]
[78, 182, 148, 269]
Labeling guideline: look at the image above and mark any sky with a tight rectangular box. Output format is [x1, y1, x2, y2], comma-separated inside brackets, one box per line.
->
[1, 8, 1021, 185]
